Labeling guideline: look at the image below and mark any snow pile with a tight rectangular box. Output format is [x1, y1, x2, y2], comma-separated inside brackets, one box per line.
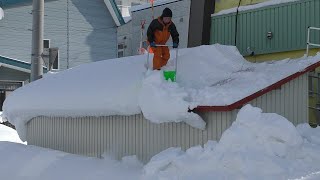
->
[297, 124, 320, 145]
[0, 124, 25, 144]
[213, 0, 300, 17]
[1, 105, 320, 179]
[142, 105, 320, 179]
[0, 7, 3, 20]
[3, 44, 320, 141]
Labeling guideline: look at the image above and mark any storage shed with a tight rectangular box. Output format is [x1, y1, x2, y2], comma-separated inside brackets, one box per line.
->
[3, 45, 320, 163]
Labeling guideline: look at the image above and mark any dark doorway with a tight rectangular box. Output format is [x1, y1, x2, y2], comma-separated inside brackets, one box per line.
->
[0, 91, 5, 111]
[188, 0, 215, 47]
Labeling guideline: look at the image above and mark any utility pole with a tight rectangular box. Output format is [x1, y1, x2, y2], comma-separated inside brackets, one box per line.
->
[31, 0, 44, 81]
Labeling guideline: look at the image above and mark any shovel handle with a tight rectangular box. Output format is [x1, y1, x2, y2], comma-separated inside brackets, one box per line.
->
[146, 45, 178, 73]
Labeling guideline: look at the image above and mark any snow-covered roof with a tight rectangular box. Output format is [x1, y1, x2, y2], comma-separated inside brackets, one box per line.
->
[212, 0, 300, 17]
[3, 44, 320, 140]
[130, 0, 180, 12]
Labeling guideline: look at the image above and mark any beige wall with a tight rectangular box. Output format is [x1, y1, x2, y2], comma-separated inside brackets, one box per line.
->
[215, 0, 268, 13]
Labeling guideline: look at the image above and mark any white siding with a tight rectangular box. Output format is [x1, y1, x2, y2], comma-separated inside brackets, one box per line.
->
[0, 4, 33, 62]
[27, 74, 309, 163]
[0, 0, 117, 70]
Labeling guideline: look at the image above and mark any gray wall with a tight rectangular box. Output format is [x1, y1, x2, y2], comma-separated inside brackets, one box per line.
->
[0, 0, 117, 70]
[26, 73, 309, 163]
[117, 21, 133, 57]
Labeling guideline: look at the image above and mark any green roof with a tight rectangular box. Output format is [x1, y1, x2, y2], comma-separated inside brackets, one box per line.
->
[0, 55, 31, 70]
[0, 0, 31, 8]
[0, 55, 47, 72]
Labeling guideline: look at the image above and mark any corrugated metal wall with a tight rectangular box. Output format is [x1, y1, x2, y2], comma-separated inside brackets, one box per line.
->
[248, 74, 308, 124]
[26, 74, 308, 163]
[211, 0, 320, 55]
[27, 113, 236, 163]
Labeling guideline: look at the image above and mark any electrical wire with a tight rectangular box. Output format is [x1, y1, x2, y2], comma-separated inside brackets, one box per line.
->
[234, 0, 242, 46]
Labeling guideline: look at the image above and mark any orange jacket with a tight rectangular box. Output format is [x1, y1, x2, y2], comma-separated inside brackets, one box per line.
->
[147, 17, 179, 45]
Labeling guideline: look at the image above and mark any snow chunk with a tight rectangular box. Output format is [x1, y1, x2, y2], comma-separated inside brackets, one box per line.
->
[297, 124, 320, 145]
[143, 147, 183, 175]
[139, 70, 206, 129]
[216, 105, 303, 158]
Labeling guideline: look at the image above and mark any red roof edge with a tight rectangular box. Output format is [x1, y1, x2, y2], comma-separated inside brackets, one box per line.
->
[194, 60, 320, 112]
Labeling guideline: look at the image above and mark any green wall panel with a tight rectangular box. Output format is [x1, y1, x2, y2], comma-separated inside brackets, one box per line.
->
[211, 0, 320, 56]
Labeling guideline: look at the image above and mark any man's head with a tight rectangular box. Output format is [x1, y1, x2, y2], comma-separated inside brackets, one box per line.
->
[161, 8, 172, 24]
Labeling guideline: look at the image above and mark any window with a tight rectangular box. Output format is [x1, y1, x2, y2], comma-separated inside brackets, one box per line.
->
[53, 50, 59, 69]
[44, 39, 50, 48]
[118, 51, 124, 57]
[118, 42, 126, 58]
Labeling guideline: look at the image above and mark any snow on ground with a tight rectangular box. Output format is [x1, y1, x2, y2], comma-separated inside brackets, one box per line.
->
[0, 124, 25, 144]
[0, 142, 142, 180]
[1, 105, 320, 179]
[2, 44, 320, 141]
[213, 0, 300, 17]
[0, 112, 25, 144]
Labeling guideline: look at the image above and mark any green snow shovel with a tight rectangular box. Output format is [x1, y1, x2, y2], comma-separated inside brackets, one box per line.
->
[146, 44, 179, 82]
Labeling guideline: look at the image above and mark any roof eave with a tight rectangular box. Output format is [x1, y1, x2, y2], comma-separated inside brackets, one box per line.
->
[104, 0, 125, 26]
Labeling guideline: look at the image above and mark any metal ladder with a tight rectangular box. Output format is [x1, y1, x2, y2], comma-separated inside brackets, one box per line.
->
[306, 26, 320, 56]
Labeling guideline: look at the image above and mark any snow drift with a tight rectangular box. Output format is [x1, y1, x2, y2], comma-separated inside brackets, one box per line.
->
[142, 105, 320, 180]
[2, 105, 320, 179]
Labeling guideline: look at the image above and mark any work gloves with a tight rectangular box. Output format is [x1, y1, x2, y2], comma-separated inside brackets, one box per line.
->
[150, 42, 156, 48]
[173, 42, 179, 49]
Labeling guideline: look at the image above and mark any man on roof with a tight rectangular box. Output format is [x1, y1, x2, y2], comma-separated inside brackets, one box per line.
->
[147, 7, 179, 70]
